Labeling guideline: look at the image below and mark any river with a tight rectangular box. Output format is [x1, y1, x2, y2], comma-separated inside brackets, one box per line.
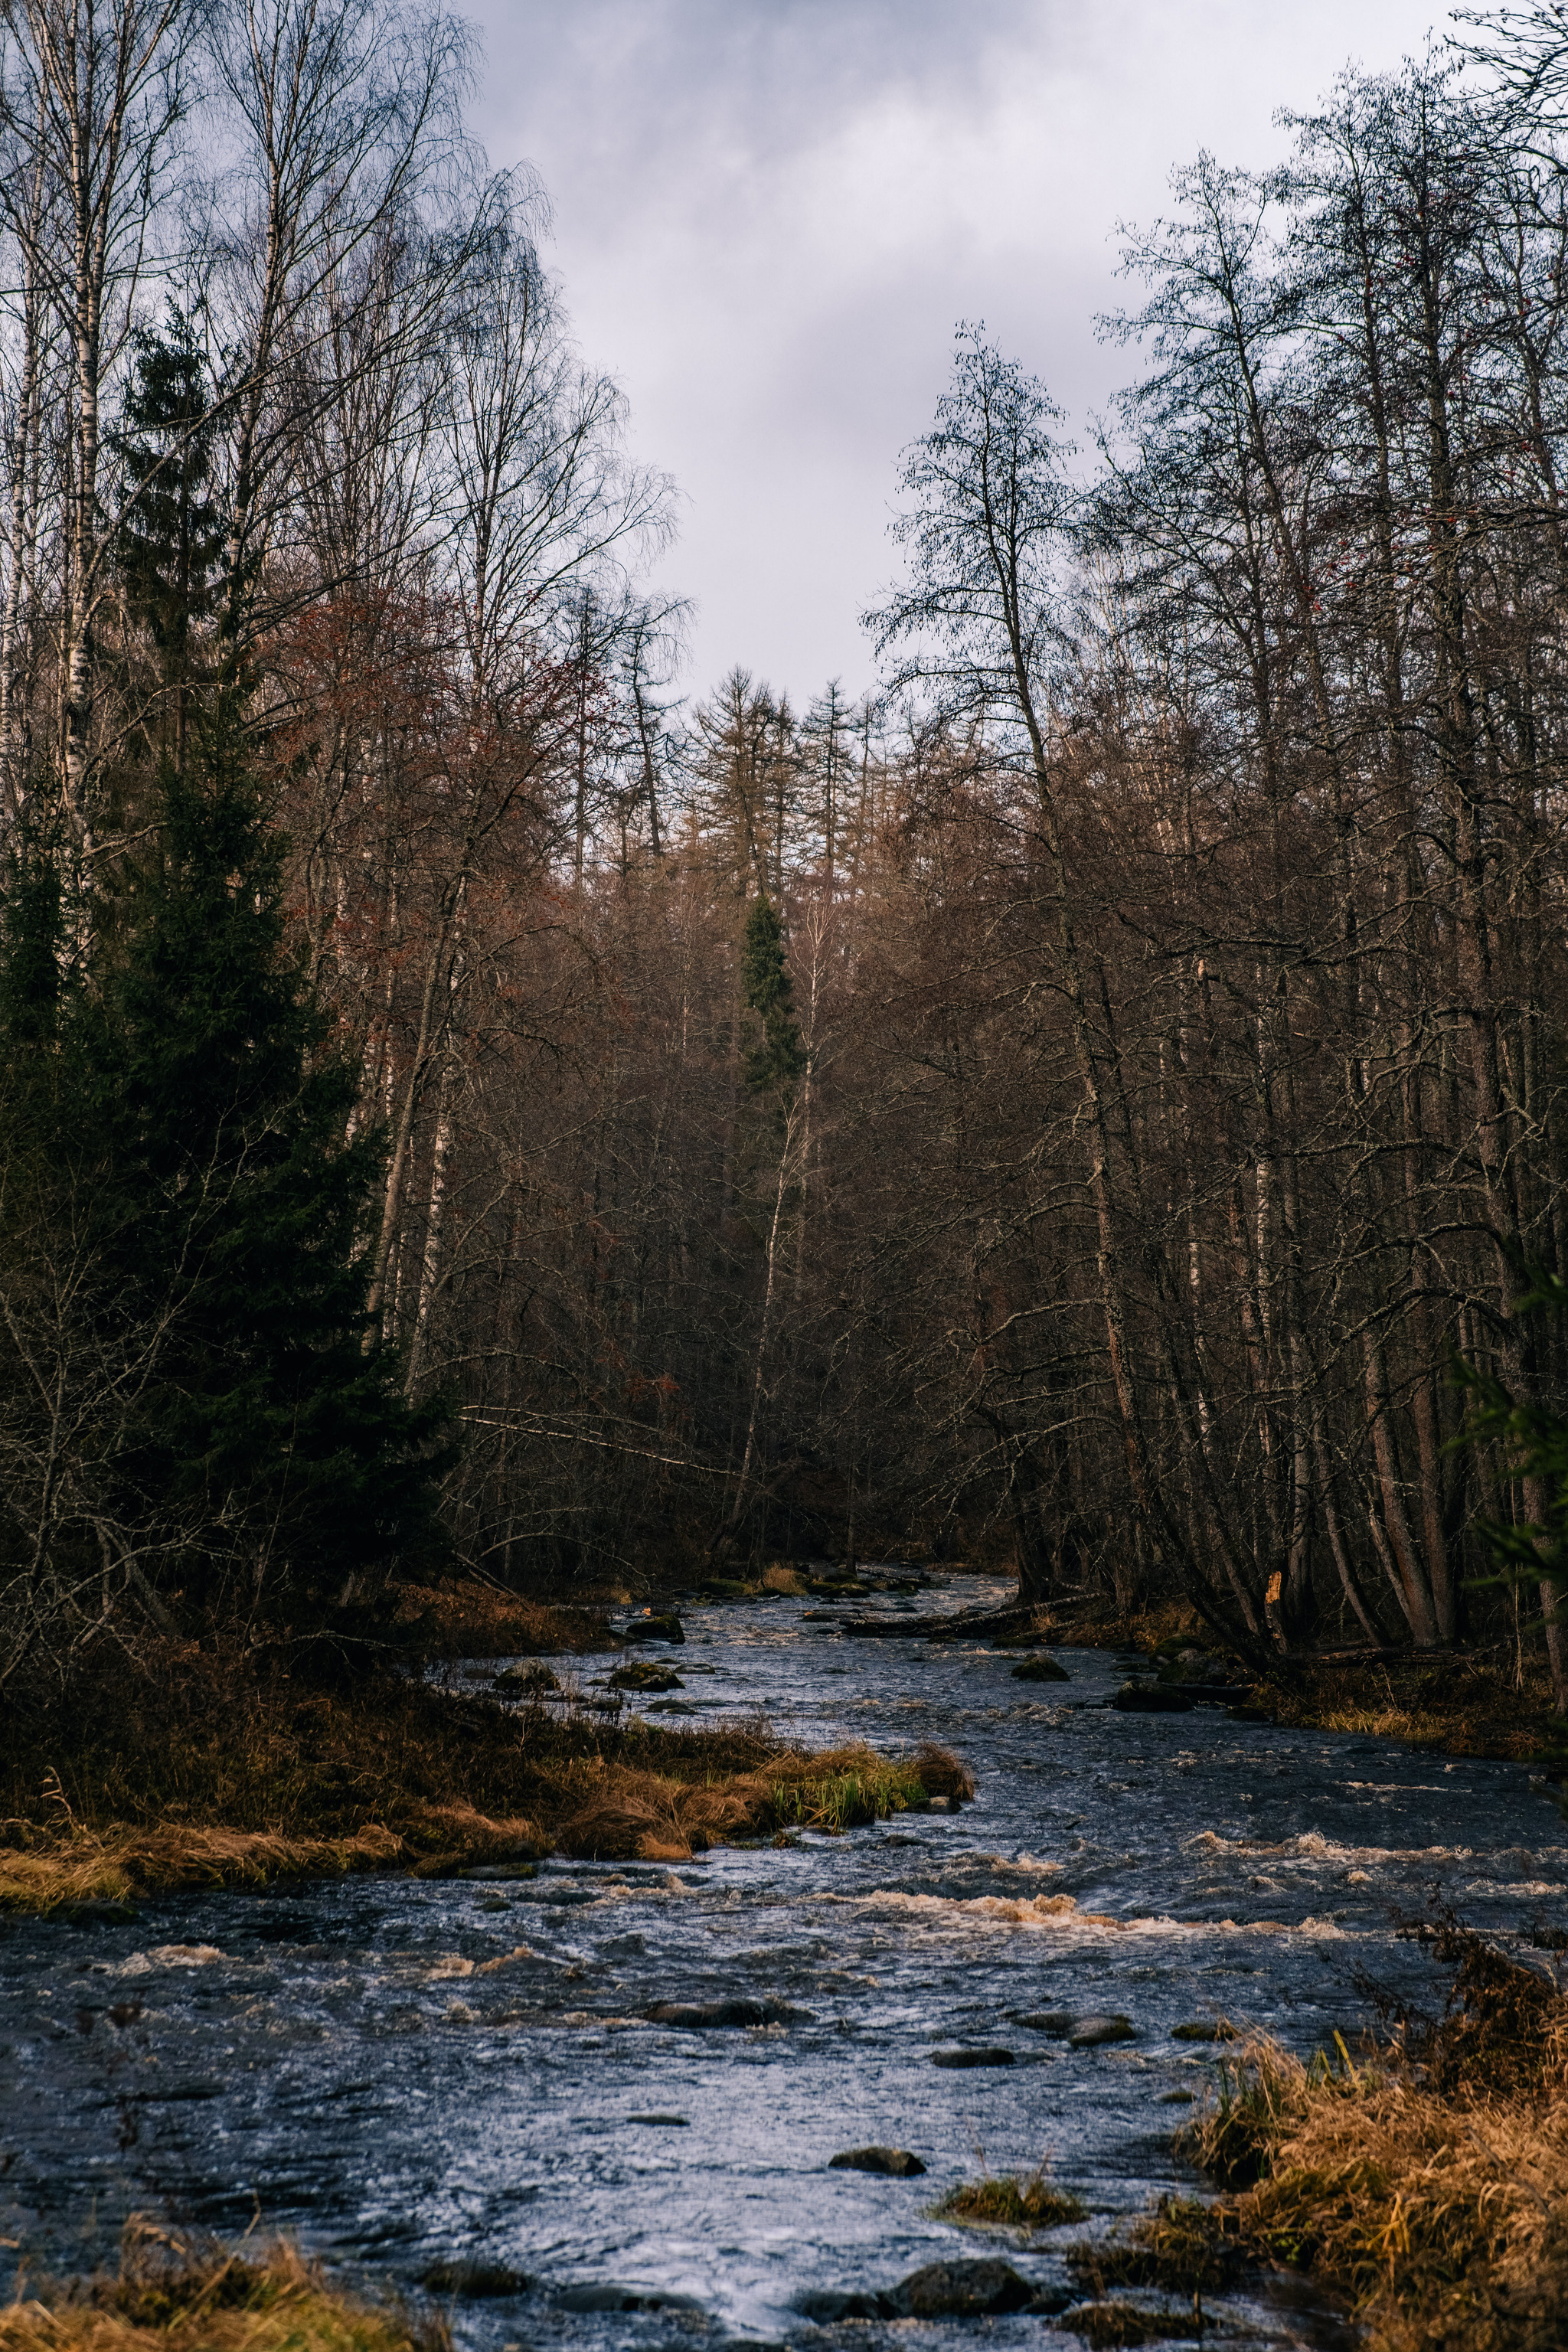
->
[3, 1575, 1564, 2348]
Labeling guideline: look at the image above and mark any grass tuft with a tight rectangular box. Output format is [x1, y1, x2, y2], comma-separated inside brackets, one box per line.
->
[936, 2168, 1085, 2232]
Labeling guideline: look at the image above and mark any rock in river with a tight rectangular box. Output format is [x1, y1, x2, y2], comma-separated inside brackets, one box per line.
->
[828, 2146, 926, 2177]
[891, 2259, 1037, 2317]
[1010, 1654, 1070, 1682]
[619, 1611, 684, 1645]
[1111, 1683, 1193, 1712]
[608, 1660, 684, 1691]
[421, 2262, 529, 2298]
[1067, 2014, 1136, 2047]
[931, 2045, 1015, 2068]
[647, 1996, 808, 2027]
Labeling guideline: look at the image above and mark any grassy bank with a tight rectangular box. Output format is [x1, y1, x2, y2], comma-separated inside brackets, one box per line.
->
[2, 2230, 446, 2352]
[1046, 1599, 1561, 1762]
[1090, 1917, 1568, 2351]
[0, 1642, 972, 1915]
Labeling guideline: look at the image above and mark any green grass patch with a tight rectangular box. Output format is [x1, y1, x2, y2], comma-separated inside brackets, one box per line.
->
[936, 2170, 1085, 2231]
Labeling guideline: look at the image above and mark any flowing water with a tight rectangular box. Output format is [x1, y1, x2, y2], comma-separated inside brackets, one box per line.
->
[4, 1576, 1565, 2349]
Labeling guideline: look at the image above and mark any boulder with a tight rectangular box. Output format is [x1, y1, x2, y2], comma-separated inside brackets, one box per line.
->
[931, 2046, 1015, 2068]
[1111, 1683, 1193, 1713]
[1016, 2011, 1076, 2037]
[620, 1612, 684, 1645]
[890, 2259, 1037, 2318]
[607, 1661, 684, 1692]
[1171, 2018, 1237, 2042]
[1067, 2014, 1135, 2047]
[828, 2146, 926, 2177]
[493, 1662, 558, 1692]
[1011, 1654, 1070, 1682]
[420, 2262, 529, 2298]
[647, 1996, 808, 2027]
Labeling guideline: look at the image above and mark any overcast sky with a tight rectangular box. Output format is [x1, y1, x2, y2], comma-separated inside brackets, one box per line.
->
[466, 0, 1459, 714]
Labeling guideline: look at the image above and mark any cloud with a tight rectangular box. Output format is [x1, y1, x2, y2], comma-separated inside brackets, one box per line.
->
[466, 0, 1458, 706]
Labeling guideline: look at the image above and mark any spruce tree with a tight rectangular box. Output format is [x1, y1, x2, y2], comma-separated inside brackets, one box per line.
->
[109, 306, 228, 766]
[741, 894, 807, 1106]
[77, 711, 451, 1636]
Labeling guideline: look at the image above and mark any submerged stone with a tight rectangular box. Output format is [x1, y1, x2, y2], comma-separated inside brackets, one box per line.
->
[648, 1996, 808, 2027]
[1172, 2019, 1236, 2042]
[1111, 1684, 1193, 1713]
[932, 2045, 1015, 2068]
[1017, 2011, 1076, 2036]
[421, 2262, 529, 2298]
[828, 2145, 926, 2176]
[1068, 2014, 1136, 2047]
[555, 2285, 704, 2313]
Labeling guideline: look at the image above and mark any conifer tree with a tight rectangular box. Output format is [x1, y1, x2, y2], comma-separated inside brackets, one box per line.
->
[0, 710, 451, 1684]
[109, 307, 228, 768]
[741, 894, 806, 1106]
[89, 708, 452, 1629]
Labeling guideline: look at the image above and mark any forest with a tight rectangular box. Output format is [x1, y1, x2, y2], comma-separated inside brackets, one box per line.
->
[6, 0, 1568, 1714]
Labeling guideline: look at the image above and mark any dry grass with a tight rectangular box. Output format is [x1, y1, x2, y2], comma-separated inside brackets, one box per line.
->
[392, 1582, 618, 1658]
[2, 2227, 447, 2352]
[761, 1561, 805, 1593]
[1054, 1600, 1560, 1762]
[935, 2167, 1085, 2232]
[0, 1646, 974, 1906]
[1125, 1920, 1568, 2351]
[547, 1740, 974, 1862]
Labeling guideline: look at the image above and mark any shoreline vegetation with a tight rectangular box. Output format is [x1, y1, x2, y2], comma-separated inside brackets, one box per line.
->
[1083, 1916, 1568, 2352]
[0, 1594, 974, 1917]
[0, 2229, 449, 2352]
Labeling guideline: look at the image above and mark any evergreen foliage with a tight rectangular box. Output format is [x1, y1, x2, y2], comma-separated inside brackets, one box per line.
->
[109, 306, 229, 754]
[740, 895, 806, 1104]
[0, 710, 451, 1678]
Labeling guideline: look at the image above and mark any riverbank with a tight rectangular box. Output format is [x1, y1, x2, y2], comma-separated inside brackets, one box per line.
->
[1091, 1913, 1568, 2352]
[0, 1643, 972, 1916]
[1047, 1598, 1563, 1763]
[0, 2230, 447, 2352]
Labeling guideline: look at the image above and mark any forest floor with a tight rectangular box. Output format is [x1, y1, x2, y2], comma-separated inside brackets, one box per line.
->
[0, 1625, 972, 1916]
[1047, 1596, 1564, 1764]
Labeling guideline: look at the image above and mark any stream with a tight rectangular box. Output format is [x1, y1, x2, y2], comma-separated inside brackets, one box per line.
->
[3, 1575, 1565, 2349]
